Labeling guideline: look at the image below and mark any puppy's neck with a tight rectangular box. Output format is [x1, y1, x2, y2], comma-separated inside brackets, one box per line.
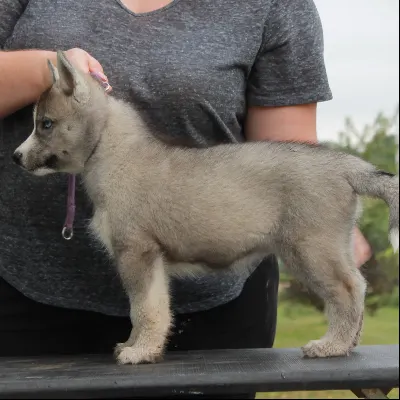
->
[81, 95, 155, 206]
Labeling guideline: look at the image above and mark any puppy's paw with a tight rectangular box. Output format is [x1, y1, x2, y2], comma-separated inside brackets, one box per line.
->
[302, 339, 351, 358]
[115, 346, 163, 365]
[114, 342, 129, 358]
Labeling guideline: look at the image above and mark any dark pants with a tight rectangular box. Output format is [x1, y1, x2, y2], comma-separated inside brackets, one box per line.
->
[0, 255, 279, 398]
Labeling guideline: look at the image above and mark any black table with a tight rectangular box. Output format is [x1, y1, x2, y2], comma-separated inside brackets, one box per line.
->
[0, 345, 398, 399]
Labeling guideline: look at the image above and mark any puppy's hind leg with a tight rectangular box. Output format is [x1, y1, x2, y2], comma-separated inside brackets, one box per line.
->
[351, 310, 364, 349]
[114, 246, 172, 365]
[280, 237, 366, 358]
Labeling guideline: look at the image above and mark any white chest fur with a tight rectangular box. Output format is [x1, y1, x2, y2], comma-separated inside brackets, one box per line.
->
[89, 209, 114, 256]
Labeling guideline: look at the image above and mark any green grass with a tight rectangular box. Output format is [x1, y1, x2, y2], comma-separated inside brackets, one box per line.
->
[256, 303, 399, 399]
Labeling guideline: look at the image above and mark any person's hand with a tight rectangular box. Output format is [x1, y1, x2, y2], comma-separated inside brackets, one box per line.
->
[51, 48, 112, 92]
[353, 226, 372, 268]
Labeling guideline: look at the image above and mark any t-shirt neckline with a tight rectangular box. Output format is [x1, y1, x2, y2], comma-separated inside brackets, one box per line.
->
[114, 0, 181, 17]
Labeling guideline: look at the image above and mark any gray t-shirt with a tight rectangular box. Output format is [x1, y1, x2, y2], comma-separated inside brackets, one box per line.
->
[0, 0, 332, 316]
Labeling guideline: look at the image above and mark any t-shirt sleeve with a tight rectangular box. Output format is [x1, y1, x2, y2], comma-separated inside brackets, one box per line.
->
[247, 0, 333, 107]
[0, 0, 29, 48]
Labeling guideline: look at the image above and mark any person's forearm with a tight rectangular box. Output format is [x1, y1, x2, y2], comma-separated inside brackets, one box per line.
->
[0, 50, 56, 118]
[245, 104, 318, 144]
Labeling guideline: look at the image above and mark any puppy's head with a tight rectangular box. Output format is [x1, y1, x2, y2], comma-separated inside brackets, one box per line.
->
[13, 50, 107, 176]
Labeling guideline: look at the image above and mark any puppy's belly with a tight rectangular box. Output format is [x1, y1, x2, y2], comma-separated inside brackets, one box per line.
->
[167, 251, 267, 279]
[167, 262, 210, 278]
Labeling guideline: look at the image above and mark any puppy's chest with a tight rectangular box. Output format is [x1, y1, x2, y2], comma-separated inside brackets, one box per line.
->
[90, 209, 114, 256]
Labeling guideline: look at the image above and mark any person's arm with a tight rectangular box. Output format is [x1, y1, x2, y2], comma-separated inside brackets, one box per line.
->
[244, 0, 330, 143]
[244, 0, 372, 267]
[0, 50, 57, 118]
[0, 0, 39, 117]
[0, 49, 107, 118]
[245, 104, 318, 143]
[1, 0, 107, 117]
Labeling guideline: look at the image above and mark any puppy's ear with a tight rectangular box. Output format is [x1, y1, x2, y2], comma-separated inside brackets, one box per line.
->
[47, 60, 59, 85]
[56, 50, 89, 103]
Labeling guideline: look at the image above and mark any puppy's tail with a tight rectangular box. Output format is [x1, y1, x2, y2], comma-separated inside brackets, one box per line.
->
[344, 156, 399, 253]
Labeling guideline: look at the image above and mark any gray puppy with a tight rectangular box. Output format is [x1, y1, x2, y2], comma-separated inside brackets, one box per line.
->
[13, 51, 399, 365]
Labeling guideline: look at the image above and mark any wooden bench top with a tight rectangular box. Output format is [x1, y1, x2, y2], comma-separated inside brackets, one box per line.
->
[0, 345, 398, 398]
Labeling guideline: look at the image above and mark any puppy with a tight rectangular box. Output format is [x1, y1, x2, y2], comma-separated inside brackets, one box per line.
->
[13, 51, 399, 365]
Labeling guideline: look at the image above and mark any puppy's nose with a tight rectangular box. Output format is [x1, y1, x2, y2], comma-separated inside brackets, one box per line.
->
[12, 151, 23, 166]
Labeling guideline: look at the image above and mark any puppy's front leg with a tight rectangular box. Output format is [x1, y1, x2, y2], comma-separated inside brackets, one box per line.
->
[114, 248, 171, 365]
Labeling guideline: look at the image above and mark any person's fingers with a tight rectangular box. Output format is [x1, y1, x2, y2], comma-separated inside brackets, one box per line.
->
[87, 55, 106, 79]
[64, 49, 112, 92]
[90, 71, 113, 93]
[86, 54, 112, 92]
[353, 228, 372, 268]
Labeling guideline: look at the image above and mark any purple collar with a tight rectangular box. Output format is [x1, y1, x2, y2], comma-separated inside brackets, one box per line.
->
[62, 174, 76, 240]
[61, 72, 111, 240]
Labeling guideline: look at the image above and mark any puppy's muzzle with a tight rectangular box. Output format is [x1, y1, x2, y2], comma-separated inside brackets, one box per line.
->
[12, 150, 23, 166]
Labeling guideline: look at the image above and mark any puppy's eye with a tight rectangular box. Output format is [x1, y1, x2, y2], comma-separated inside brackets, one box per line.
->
[42, 119, 53, 130]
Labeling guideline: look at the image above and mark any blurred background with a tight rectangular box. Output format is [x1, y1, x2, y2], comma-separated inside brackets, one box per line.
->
[259, 1, 399, 399]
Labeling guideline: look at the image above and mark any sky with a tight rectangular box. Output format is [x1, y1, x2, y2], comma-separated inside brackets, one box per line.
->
[313, 0, 399, 142]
